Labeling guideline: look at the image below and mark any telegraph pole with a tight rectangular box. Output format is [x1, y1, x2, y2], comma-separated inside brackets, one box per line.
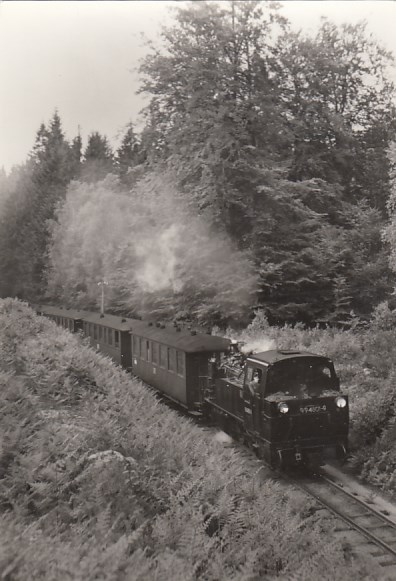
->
[97, 280, 108, 316]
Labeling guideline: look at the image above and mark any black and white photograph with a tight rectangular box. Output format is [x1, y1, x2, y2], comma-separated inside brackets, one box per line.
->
[1, 1, 396, 578]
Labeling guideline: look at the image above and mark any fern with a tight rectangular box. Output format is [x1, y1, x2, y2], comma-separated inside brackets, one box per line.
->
[0, 299, 385, 580]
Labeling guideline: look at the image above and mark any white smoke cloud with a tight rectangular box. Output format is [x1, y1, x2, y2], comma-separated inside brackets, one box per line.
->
[47, 172, 258, 322]
[240, 337, 276, 354]
[134, 224, 184, 293]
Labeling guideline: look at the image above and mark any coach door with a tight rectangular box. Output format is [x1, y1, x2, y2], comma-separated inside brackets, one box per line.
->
[243, 365, 263, 434]
[120, 332, 132, 369]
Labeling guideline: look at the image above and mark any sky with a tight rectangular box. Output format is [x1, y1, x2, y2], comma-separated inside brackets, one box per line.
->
[1, 0, 396, 172]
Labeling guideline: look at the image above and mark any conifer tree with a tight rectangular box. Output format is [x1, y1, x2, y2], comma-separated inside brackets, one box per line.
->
[0, 112, 74, 298]
[81, 131, 114, 182]
[115, 123, 142, 181]
[69, 130, 82, 179]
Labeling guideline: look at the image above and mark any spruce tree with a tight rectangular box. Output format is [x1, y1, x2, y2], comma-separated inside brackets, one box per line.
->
[115, 123, 142, 180]
[81, 132, 114, 182]
[0, 112, 74, 299]
[69, 131, 82, 179]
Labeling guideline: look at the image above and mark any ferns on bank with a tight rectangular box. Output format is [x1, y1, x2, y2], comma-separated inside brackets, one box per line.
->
[0, 299, 384, 579]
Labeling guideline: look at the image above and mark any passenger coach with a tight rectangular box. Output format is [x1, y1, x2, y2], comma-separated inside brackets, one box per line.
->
[130, 323, 230, 413]
[36, 305, 231, 414]
[81, 312, 135, 369]
[36, 305, 85, 333]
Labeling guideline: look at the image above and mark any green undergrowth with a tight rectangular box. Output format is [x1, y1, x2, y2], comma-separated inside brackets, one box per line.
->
[226, 309, 396, 498]
[0, 298, 383, 580]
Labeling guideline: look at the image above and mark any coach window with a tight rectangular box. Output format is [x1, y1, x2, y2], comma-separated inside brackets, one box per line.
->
[93, 325, 98, 340]
[176, 351, 185, 376]
[98, 326, 103, 341]
[133, 335, 140, 357]
[108, 329, 113, 345]
[168, 348, 176, 373]
[160, 344, 167, 368]
[152, 342, 159, 365]
[138, 337, 144, 359]
[115, 330, 119, 348]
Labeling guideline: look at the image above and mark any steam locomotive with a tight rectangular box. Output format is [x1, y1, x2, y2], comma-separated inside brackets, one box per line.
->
[35, 304, 349, 468]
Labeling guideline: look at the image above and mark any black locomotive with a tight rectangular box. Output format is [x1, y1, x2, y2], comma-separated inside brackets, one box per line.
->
[35, 305, 349, 468]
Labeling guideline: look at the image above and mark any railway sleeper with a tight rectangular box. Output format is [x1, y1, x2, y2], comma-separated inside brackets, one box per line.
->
[365, 523, 396, 530]
[378, 558, 396, 567]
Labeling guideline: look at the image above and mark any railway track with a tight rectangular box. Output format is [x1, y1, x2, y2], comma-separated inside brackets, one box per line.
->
[229, 440, 396, 574]
[288, 466, 396, 573]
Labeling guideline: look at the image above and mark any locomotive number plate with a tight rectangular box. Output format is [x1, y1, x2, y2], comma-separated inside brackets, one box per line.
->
[300, 404, 327, 414]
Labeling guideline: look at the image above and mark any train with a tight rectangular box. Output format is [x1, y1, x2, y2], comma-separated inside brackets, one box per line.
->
[34, 304, 349, 468]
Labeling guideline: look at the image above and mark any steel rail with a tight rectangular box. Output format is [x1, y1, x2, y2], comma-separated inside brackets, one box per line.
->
[292, 473, 396, 562]
[319, 470, 396, 528]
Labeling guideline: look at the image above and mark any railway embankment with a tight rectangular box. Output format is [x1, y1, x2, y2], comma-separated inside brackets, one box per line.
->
[0, 298, 382, 580]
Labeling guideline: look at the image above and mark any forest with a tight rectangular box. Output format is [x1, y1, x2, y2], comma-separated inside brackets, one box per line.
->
[1, 0, 396, 327]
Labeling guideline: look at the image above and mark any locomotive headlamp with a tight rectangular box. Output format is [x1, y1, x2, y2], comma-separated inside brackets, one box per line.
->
[278, 402, 289, 414]
[335, 396, 347, 408]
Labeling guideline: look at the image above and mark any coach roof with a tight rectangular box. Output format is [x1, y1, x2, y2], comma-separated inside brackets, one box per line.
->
[130, 323, 231, 353]
[38, 305, 87, 320]
[38, 306, 231, 353]
[81, 311, 138, 332]
[83, 312, 231, 352]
